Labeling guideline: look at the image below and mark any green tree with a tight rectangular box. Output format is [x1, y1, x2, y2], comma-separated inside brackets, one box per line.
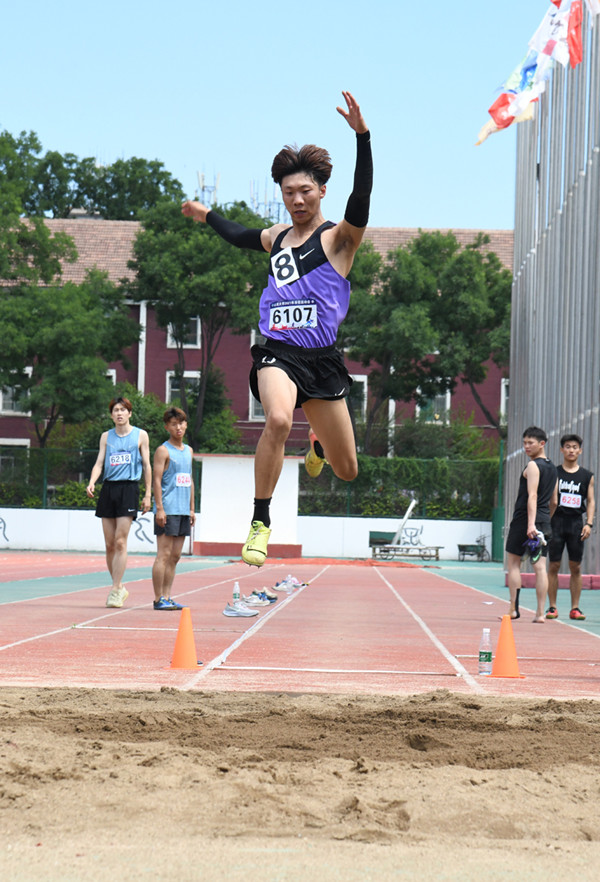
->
[24, 150, 85, 219]
[344, 231, 511, 451]
[343, 242, 439, 453]
[0, 270, 139, 446]
[427, 233, 512, 430]
[70, 382, 169, 455]
[0, 133, 76, 282]
[83, 157, 185, 220]
[0, 130, 41, 211]
[1, 128, 185, 220]
[175, 366, 241, 453]
[127, 200, 268, 448]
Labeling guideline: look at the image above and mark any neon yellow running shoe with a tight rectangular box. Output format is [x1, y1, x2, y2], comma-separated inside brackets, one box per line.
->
[305, 430, 327, 478]
[242, 520, 271, 567]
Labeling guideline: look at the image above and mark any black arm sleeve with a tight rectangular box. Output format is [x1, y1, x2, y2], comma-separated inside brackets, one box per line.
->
[206, 211, 266, 251]
[344, 130, 373, 228]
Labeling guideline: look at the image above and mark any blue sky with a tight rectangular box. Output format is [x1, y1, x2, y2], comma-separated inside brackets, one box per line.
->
[2, 0, 548, 230]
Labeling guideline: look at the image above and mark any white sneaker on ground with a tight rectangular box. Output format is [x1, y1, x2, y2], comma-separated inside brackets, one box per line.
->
[106, 587, 129, 608]
[223, 601, 258, 618]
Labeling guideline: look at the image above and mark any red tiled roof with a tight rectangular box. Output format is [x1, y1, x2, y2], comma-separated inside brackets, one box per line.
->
[4, 220, 512, 286]
[44, 218, 141, 284]
[364, 228, 514, 272]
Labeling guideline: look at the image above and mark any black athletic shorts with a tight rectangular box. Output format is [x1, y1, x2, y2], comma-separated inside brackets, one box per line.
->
[154, 514, 192, 537]
[505, 515, 551, 557]
[249, 339, 353, 409]
[95, 480, 139, 520]
[548, 514, 584, 563]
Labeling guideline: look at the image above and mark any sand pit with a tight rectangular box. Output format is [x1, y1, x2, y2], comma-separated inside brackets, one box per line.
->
[1, 687, 600, 881]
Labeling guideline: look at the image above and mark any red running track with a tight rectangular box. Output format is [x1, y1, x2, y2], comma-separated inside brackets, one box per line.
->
[1, 554, 599, 698]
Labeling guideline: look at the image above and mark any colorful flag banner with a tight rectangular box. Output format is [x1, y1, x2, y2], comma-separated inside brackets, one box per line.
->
[477, 0, 596, 144]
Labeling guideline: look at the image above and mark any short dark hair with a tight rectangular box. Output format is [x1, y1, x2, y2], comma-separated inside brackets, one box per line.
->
[522, 426, 547, 443]
[109, 396, 132, 414]
[560, 433, 583, 447]
[163, 406, 188, 423]
[271, 144, 333, 187]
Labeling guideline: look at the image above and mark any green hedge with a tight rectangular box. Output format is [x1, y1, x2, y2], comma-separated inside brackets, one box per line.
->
[298, 455, 498, 519]
[0, 447, 497, 520]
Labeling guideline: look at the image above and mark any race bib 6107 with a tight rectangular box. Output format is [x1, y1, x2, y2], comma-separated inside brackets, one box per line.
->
[269, 299, 317, 331]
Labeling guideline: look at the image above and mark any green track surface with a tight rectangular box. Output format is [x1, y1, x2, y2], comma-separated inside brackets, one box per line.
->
[1, 558, 231, 604]
[420, 559, 600, 637]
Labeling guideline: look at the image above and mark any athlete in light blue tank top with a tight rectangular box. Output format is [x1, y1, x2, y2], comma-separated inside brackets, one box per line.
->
[86, 396, 152, 610]
[152, 407, 196, 611]
[103, 426, 142, 481]
[153, 440, 193, 515]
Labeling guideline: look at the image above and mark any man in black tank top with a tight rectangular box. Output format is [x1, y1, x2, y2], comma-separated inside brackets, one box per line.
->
[546, 434, 595, 621]
[505, 426, 558, 623]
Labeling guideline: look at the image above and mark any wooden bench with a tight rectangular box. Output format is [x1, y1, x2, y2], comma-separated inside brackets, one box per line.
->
[369, 533, 444, 561]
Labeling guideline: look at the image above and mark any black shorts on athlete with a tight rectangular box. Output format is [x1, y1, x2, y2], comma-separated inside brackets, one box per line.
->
[154, 514, 192, 537]
[95, 480, 139, 520]
[250, 339, 352, 409]
[548, 514, 584, 563]
[505, 515, 551, 558]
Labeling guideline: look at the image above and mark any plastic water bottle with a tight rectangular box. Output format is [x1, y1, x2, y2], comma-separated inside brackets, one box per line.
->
[233, 581, 240, 603]
[478, 627, 492, 675]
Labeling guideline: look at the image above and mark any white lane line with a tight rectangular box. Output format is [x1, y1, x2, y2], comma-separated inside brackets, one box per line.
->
[0, 571, 261, 652]
[181, 566, 330, 689]
[217, 665, 458, 676]
[374, 567, 484, 693]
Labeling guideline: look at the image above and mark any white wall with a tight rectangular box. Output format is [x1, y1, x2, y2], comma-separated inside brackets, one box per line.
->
[297, 516, 491, 560]
[0, 508, 156, 553]
[0, 507, 491, 560]
[197, 454, 300, 544]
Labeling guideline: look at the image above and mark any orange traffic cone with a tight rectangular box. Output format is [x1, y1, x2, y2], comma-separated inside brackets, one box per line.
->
[170, 607, 200, 669]
[490, 614, 525, 678]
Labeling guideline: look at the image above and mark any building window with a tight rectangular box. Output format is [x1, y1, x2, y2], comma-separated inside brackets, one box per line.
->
[167, 317, 201, 349]
[416, 390, 451, 425]
[166, 371, 201, 404]
[500, 378, 509, 424]
[348, 374, 368, 422]
[0, 368, 32, 415]
[106, 369, 117, 385]
[0, 438, 30, 480]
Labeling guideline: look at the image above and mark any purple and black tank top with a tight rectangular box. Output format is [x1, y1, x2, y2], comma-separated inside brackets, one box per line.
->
[258, 221, 351, 349]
